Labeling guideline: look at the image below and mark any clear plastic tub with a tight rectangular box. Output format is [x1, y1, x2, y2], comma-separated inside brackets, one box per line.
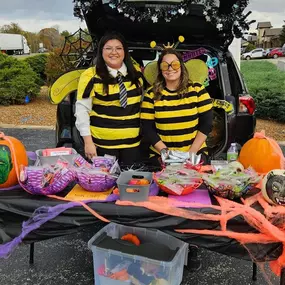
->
[117, 171, 153, 202]
[88, 223, 188, 285]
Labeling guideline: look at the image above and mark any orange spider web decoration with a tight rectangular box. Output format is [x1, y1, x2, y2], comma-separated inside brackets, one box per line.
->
[116, 192, 285, 280]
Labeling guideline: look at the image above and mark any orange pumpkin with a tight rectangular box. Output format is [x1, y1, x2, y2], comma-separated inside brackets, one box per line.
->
[238, 131, 284, 174]
[0, 134, 28, 188]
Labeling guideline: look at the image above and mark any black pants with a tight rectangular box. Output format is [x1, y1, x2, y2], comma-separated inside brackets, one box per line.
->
[96, 146, 141, 168]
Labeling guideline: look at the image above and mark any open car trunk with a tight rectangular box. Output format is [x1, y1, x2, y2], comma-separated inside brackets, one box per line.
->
[82, 0, 243, 50]
[70, 0, 251, 158]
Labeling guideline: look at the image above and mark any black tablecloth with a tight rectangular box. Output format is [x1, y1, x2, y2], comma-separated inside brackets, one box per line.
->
[0, 189, 282, 262]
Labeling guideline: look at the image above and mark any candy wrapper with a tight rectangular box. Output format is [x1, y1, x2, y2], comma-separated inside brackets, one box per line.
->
[162, 150, 202, 167]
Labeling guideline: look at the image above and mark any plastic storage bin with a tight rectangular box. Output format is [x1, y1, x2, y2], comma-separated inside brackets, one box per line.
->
[35, 148, 78, 166]
[88, 223, 188, 285]
[117, 171, 153, 202]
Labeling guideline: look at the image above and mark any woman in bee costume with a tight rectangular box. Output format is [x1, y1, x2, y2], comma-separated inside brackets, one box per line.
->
[141, 37, 213, 165]
[75, 32, 144, 166]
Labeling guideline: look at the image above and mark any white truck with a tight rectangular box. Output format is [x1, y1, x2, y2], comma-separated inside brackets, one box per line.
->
[0, 33, 30, 55]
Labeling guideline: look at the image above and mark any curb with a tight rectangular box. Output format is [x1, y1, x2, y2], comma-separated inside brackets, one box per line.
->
[0, 124, 55, 130]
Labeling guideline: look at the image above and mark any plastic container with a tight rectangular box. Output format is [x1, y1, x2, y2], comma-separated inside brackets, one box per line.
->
[117, 171, 153, 202]
[227, 143, 238, 162]
[88, 223, 188, 285]
[35, 148, 78, 166]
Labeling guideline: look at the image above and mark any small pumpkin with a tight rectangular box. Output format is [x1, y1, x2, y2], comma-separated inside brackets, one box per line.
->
[121, 233, 141, 246]
[238, 131, 284, 174]
[0, 133, 28, 188]
[262, 169, 285, 205]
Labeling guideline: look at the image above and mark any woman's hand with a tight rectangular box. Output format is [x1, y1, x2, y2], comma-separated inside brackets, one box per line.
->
[83, 135, 97, 160]
[85, 142, 97, 160]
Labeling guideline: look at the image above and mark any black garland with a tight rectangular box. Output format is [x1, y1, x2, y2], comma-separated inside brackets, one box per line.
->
[73, 0, 255, 45]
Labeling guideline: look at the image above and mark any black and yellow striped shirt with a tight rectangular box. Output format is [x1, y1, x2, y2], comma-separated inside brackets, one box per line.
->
[140, 83, 213, 154]
[77, 66, 144, 149]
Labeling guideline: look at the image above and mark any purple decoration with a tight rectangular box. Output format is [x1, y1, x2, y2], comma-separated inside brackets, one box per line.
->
[76, 169, 117, 192]
[21, 167, 76, 195]
[0, 184, 22, 191]
[0, 182, 160, 259]
[182, 48, 209, 62]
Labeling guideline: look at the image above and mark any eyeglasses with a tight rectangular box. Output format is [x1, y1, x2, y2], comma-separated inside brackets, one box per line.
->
[160, 60, 181, 71]
[103, 46, 124, 53]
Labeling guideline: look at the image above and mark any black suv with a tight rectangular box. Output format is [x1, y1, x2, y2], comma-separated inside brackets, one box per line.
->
[51, 1, 256, 159]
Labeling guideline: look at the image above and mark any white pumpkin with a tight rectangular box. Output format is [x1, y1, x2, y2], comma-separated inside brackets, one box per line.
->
[262, 169, 285, 205]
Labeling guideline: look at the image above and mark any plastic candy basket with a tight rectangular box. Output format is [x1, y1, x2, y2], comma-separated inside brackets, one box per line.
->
[20, 166, 76, 195]
[75, 156, 118, 192]
[202, 167, 260, 200]
[153, 168, 202, 196]
[204, 180, 255, 200]
[76, 169, 117, 192]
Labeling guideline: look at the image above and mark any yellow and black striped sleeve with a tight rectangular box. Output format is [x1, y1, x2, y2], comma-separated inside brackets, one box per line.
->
[77, 67, 96, 100]
[194, 82, 213, 114]
[193, 83, 213, 136]
[140, 88, 161, 145]
[140, 89, 155, 120]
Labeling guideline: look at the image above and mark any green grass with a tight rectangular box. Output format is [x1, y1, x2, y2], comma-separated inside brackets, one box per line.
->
[240, 61, 285, 122]
[241, 61, 285, 92]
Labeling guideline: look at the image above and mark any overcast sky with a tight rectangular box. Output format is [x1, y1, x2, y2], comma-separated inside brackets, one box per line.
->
[0, 0, 284, 33]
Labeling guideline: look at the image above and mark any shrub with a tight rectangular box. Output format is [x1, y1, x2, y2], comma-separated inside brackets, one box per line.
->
[0, 55, 40, 105]
[45, 48, 69, 85]
[24, 54, 48, 85]
[241, 61, 285, 122]
[245, 43, 256, 52]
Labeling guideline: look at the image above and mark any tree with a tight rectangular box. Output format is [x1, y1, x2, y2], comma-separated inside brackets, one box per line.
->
[0, 22, 23, 34]
[280, 21, 285, 46]
[38, 28, 65, 51]
[61, 30, 71, 38]
[22, 31, 41, 53]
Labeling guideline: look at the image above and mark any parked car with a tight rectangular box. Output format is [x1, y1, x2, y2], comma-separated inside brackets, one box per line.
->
[265, 48, 274, 57]
[50, 1, 256, 160]
[268, 48, 284, 59]
[241, 48, 266, 60]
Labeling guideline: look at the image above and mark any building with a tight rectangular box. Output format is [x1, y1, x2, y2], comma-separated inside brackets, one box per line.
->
[256, 22, 282, 48]
[263, 28, 282, 48]
[257, 22, 272, 47]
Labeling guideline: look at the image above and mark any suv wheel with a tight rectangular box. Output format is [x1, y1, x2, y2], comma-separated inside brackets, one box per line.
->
[246, 56, 251, 60]
[273, 54, 278, 59]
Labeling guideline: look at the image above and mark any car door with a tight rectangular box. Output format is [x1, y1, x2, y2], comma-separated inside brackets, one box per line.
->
[251, 49, 263, 58]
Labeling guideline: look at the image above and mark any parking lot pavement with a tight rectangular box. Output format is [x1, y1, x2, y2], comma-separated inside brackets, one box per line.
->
[0, 128, 281, 285]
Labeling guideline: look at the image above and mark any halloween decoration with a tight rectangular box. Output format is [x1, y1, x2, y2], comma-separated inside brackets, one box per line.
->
[262, 170, 285, 205]
[0, 133, 28, 188]
[121, 234, 141, 246]
[238, 131, 285, 174]
[73, 1, 255, 50]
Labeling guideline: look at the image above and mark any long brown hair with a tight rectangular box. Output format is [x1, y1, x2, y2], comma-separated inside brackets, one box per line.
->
[153, 49, 190, 101]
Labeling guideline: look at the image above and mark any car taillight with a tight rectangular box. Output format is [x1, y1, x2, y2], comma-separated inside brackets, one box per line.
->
[239, 95, 256, 115]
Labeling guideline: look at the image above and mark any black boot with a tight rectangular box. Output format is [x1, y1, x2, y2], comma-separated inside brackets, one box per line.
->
[185, 245, 202, 272]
